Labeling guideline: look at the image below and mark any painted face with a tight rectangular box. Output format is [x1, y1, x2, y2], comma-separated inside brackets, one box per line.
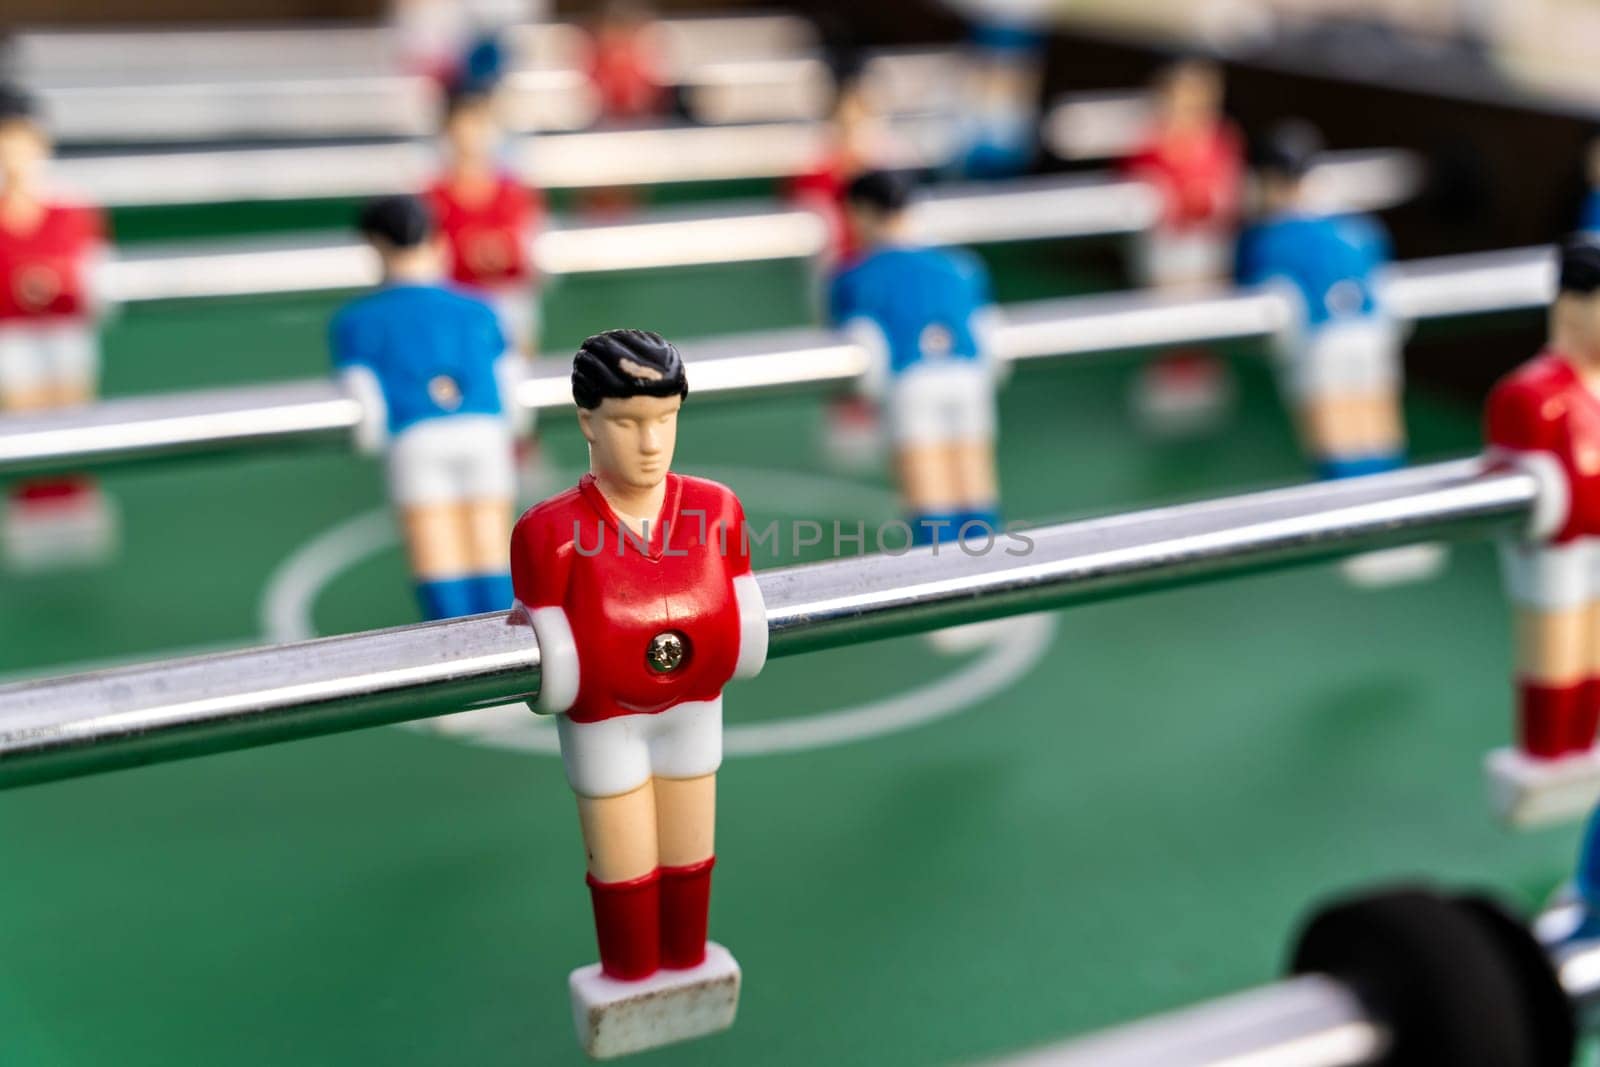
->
[0, 120, 47, 193]
[444, 101, 500, 167]
[1157, 63, 1222, 128]
[580, 391, 682, 492]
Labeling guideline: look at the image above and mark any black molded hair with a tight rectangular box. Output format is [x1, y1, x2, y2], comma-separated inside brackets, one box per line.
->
[1560, 234, 1600, 295]
[0, 83, 39, 125]
[444, 35, 505, 113]
[357, 194, 433, 249]
[1250, 120, 1323, 180]
[845, 169, 913, 216]
[572, 329, 688, 409]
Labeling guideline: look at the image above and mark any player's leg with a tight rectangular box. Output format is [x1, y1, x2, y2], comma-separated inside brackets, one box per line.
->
[456, 416, 518, 614]
[1129, 230, 1234, 436]
[562, 714, 662, 980]
[1502, 539, 1594, 757]
[0, 323, 54, 412]
[388, 421, 477, 619]
[1297, 322, 1405, 479]
[649, 698, 723, 969]
[947, 364, 1001, 536]
[890, 368, 962, 546]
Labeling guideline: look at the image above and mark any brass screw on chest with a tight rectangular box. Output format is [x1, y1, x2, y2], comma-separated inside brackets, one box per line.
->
[646, 631, 689, 674]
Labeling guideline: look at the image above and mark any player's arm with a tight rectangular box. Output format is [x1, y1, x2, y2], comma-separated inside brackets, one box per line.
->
[1486, 378, 1568, 542]
[964, 254, 1009, 386]
[329, 311, 389, 455]
[721, 493, 768, 680]
[511, 509, 580, 713]
[828, 272, 891, 401]
[486, 306, 534, 436]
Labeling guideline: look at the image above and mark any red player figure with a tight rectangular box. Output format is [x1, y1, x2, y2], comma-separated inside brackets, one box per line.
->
[584, 1, 667, 123]
[0, 84, 115, 570]
[1120, 57, 1244, 437]
[789, 55, 900, 473]
[1487, 236, 1600, 767]
[425, 76, 544, 354]
[510, 329, 766, 1058]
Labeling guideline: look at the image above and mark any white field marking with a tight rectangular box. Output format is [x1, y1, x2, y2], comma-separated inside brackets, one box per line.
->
[258, 465, 1056, 757]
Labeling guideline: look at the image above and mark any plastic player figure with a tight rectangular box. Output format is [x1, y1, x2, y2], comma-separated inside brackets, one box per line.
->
[426, 65, 545, 354]
[951, 21, 1043, 181]
[1582, 136, 1600, 236]
[1237, 121, 1402, 479]
[0, 83, 115, 570]
[1237, 122, 1441, 586]
[331, 194, 527, 621]
[510, 329, 766, 1058]
[829, 171, 1002, 552]
[1486, 236, 1600, 766]
[1120, 57, 1243, 436]
[584, 1, 667, 124]
[789, 52, 897, 272]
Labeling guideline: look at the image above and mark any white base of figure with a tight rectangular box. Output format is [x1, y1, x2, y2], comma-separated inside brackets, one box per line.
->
[1485, 745, 1600, 827]
[4, 485, 117, 572]
[570, 942, 741, 1060]
[1338, 543, 1448, 589]
[1128, 353, 1235, 439]
[819, 395, 885, 476]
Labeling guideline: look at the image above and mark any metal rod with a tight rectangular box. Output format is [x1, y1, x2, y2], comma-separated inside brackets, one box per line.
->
[984, 905, 1600, 1067]
[0, 460, 1536, 788]
[984, 975, 1388, 1067]
[0, 242, 1545, 479]
[19, 16, 836, 142]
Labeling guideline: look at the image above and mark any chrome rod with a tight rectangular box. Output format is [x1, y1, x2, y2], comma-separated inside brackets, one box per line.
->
[1, 243, 1553, 478]
[0, 460, 1535, 788]
[985, 975, 1388, 1067]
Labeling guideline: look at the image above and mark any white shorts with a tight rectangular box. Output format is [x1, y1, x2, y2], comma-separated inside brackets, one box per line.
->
[886, 361, 996, 446]
[1133, 229, 1232, 289]
[0, 320, 98, 401]
[485, 284, 539, 354]
[386, 415, 515, 506]
[1278, 318, 1402, 402]
[1498, 536, 1600, 611]
[556, 697, 723, 798]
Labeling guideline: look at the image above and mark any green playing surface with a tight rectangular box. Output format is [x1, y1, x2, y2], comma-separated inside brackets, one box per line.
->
[0, 225, 1581, 1066]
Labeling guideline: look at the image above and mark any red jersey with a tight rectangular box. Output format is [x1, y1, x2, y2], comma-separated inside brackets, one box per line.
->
[425, 174, 541, 289]
[1121, 121, 1244, 232]
[587, 28, 665, 120]
[0, 201, 105, 322]
[511, 472, 752, 723]
[788, 153, 859, 264]
[1486, 351, 1600, 543]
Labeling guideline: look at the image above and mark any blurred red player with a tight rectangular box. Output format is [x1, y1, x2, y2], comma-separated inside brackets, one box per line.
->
[1487, 236, 1600, 765]
[584, 1, 667, 122]
[0, 84, 115, 569]
[1120, 57, 1244, 436]
[789, 57, 900, 472]
[788, 56, 895, 270]
[425, 79, 544, 353]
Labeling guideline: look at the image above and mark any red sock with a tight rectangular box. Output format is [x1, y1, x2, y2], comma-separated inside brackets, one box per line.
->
[1518, 680, 1587, 758]
[13, 476, 92, 504]
[659, 857, 715, 970]
[1576, 678, 1600, 753]
[587, 870, 661, 980]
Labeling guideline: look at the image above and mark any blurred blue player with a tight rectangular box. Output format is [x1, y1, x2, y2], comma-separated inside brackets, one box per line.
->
[951, 21, 1043, 181]
[332, 194, 529, 620]
[1236, 121, 1443, 584]
[828, 170, 1003, 549]
[1582, 136, 1600, 234]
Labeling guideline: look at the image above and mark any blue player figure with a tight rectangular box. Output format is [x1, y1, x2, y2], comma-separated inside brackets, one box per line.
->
[828, 169, 1004, 553]
[951, 21, 1043, 181]
[331, 194, 529, 620]
[1581, 136, 1600, 235]
[1235, 121, 1442, 584]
